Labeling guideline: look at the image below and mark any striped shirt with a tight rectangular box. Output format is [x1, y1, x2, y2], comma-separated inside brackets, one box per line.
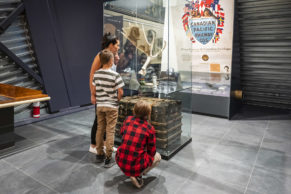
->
[92, 69, 124, 109]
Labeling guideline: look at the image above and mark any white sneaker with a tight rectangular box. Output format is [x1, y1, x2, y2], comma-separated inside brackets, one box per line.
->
[89, 146, 97, 154]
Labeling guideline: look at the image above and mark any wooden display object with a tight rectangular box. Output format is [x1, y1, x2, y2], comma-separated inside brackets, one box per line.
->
[0, 83, 50, 150]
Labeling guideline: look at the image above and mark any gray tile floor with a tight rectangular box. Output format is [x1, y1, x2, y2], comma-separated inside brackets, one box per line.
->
[0, 108, 291, 194]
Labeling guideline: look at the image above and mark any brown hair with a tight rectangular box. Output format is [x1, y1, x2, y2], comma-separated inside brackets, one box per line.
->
[133, 100, 151, 120]
[99, 49, 114, 67]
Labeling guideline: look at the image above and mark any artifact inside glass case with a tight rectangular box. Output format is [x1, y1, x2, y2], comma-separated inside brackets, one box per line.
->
[192, 72, 230, 97]
[121, 24, 166, 76]
[116, 96, 182, 149]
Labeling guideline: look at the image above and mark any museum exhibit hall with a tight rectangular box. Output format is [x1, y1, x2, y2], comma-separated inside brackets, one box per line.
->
[0, 0, 291, 193]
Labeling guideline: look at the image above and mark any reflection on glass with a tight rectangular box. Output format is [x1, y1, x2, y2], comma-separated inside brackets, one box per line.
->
[104, 0, 192, 159]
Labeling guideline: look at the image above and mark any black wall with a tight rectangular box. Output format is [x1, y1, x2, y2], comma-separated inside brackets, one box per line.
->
[24, 0, 103, 112]
[237, 0, 291, 110]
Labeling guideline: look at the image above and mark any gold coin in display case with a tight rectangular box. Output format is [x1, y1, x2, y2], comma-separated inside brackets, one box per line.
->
[202, 54, 209, 61]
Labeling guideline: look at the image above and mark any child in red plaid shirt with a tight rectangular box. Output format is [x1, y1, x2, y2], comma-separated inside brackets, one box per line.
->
[115, 100, 161, 188]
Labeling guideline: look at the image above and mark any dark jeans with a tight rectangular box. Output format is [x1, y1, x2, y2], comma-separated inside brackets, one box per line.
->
[90, 114, 97, 145]
[90, 106, 106, 145]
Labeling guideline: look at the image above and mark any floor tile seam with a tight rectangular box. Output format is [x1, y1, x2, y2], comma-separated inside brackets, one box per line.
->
[191, 127, 232, 165]
[35, 124, 89, 137]
[24, 133, 69, 147]
[266, 125, 291, 131]
[62, 119, 93, 128]
[243, 120, 269, 194]
[259, 143, 291, 158]
[221, 134, 264, 145]
[194, 126, 254, 182]
[49, 147, 93, 171]
[263, 120, 291, 149]
[203, 121, 271, 167]
[218, 121, 266, 148]
[252, 162, 291, 178]
[3, 151, 91, 193]
[17, 123, 63, 134]
[255, 119, 291, 175]
[204, 126, 233, 155]
[39, 133, 91, 154]
[20, 133, 66, 144]
[231, 121, 269, 128]
[172, 170, 198, 194]
[1, 159, 61, 194]
[171, 128, 233, 194]
[262, 119, 291, 134]
[172, 169, 246, 194]
[192, 117, 209, 128]
[52, 129, 89, 137]
[2, 138, 91, 179]
[189, 127, 234, 170]
[0, 139, 53, 160]
[25, 126, 74, 138]
[34, 133, 104, 170]
[70, 147, 109, 171]
[74, 152, 94, 167]
[16, 134, 78, 157]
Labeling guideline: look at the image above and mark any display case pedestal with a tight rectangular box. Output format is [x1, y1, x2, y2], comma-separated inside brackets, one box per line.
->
[158, 136, 192, 160]
[114, 136, 192, 160]
[0, 107, 14, 150]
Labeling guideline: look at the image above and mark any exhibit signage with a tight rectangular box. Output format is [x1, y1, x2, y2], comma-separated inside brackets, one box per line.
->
[182, 0, 234, 75]
[163, 0, 234, 97]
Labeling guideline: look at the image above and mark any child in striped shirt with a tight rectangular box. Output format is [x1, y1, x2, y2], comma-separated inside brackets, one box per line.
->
[92, 49, 124, 168]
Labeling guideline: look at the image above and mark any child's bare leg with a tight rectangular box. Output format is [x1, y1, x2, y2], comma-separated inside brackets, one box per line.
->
[142, 152, 161, 175]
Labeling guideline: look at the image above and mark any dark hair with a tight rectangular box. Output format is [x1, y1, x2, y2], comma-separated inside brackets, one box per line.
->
[101, 32, 119, 49]
[99, 49, 114, 67]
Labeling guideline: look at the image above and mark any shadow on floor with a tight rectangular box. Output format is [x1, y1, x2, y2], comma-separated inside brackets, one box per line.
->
[106, 175, 167, 193]
[0, 134, 35, 159]
[231, 105, 291, 121]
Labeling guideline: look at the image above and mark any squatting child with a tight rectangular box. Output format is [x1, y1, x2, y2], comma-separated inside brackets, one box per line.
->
[115, 100, 161, 188]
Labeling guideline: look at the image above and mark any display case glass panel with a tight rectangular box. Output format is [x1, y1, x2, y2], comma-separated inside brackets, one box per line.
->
[104, 0, 192, 159]
[166, 0, 235, 118]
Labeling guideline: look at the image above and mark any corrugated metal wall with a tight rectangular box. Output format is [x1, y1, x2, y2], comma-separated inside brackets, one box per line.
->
[0, 0, 48, 121]
[238, 0, 291, 109]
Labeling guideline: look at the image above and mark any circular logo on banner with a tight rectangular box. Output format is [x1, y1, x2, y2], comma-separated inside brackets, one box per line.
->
[182, 0, 225, 44]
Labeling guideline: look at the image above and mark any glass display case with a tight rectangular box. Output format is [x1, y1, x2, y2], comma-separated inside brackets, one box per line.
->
[163, 0, 234, 118]
[103, 0, 192, 159]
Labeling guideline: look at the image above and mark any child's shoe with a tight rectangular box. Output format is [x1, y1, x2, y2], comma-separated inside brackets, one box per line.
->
[130, 175, 144, 188]
[104, 157, 115, 168]
[96, 154, 105, 163]
[89, 146, 97, 154]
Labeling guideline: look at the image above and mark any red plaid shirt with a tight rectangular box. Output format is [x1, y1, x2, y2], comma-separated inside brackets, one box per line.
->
[115, 116, 156, 177]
